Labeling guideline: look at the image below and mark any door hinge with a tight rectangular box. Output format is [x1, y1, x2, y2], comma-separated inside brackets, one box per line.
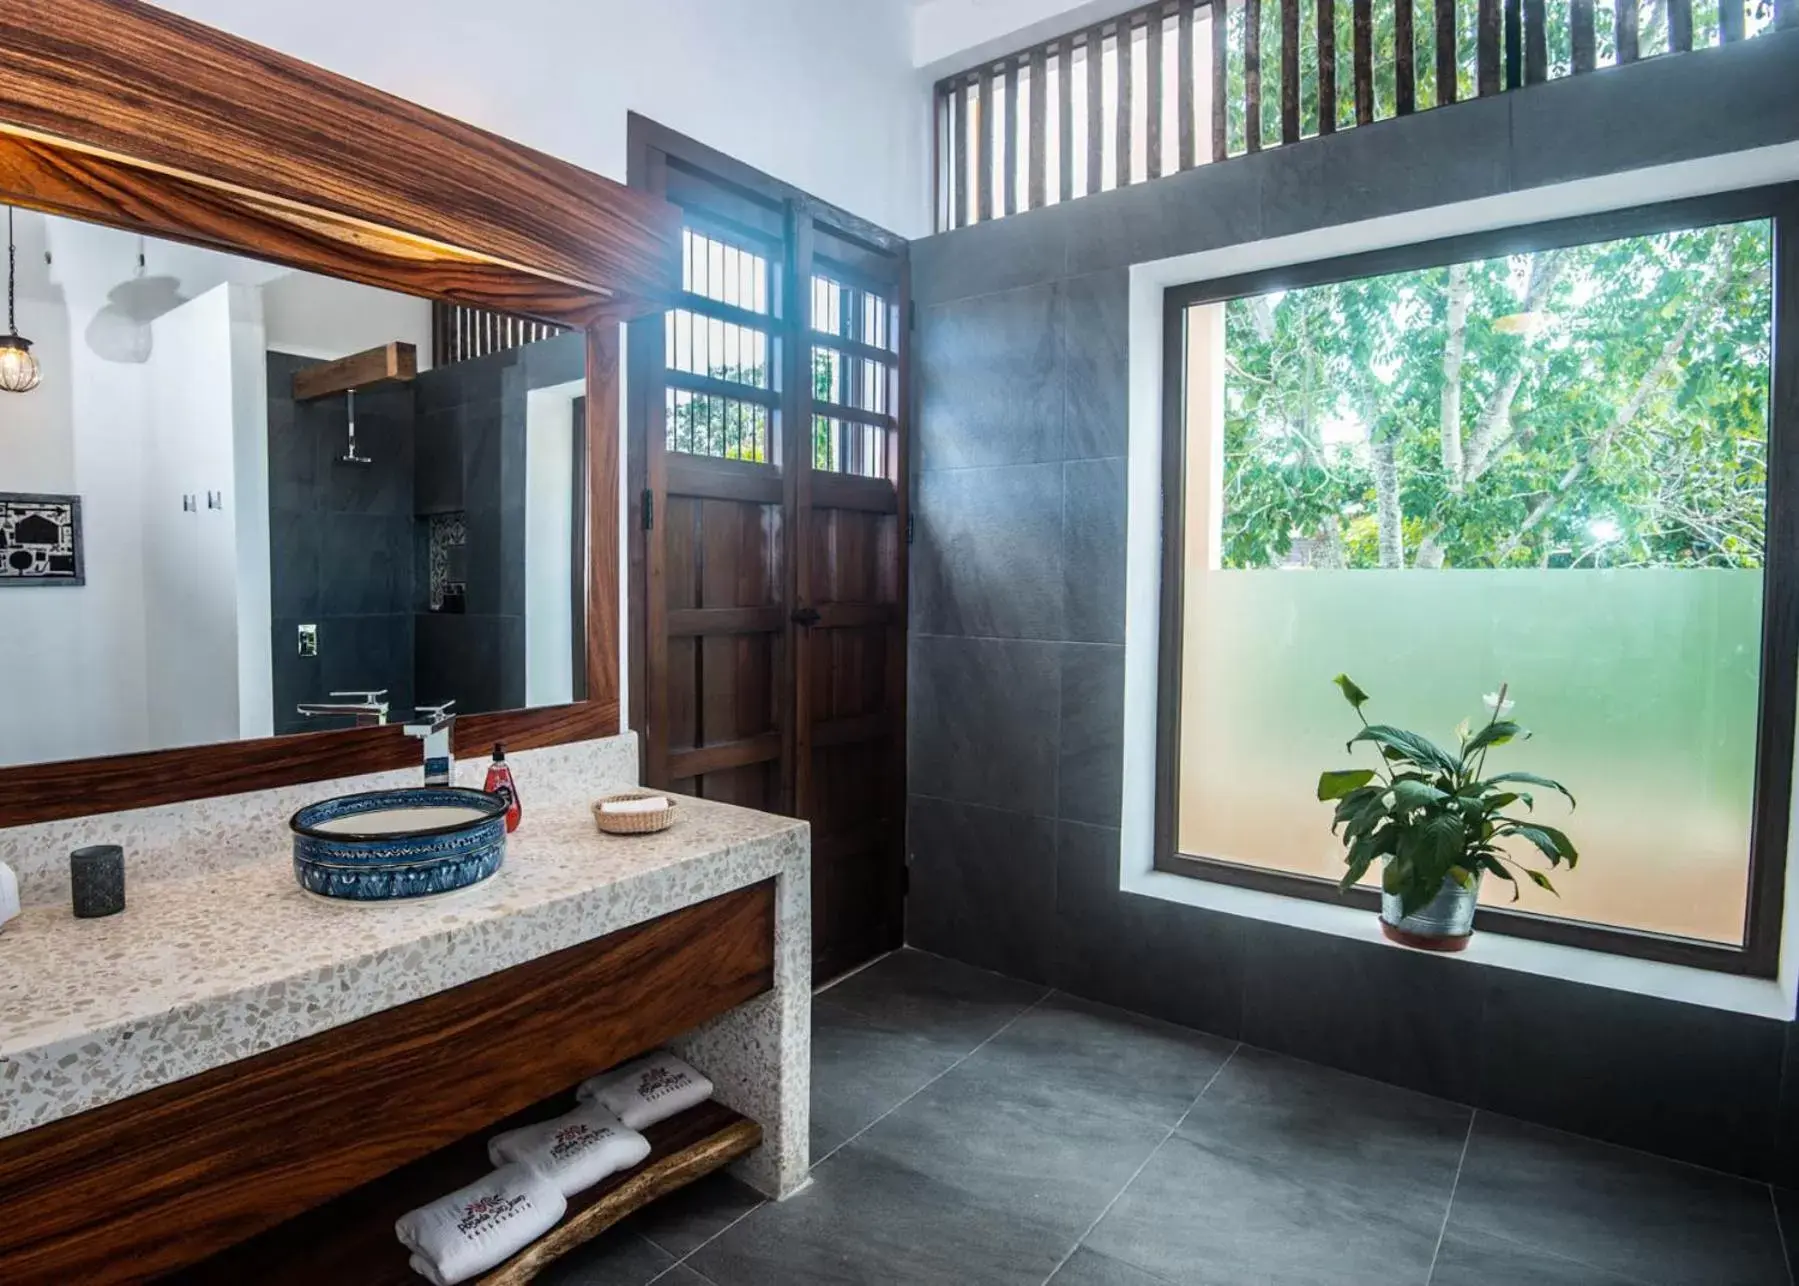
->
[641, 489, 654, 531]
[905, 512, 915, 545]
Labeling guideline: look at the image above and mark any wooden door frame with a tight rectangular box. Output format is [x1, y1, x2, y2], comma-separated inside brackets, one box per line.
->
[0, 0, 681, 826]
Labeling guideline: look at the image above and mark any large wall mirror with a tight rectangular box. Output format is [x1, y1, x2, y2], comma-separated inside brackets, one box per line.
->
[0, 0, 680, 824]
[1, 209, 589, 767]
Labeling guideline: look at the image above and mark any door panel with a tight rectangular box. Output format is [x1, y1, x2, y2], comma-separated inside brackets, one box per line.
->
[629, 117, 908, 983]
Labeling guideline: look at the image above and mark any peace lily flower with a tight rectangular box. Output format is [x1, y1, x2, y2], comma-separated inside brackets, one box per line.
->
[1483, 690, 1515, 715]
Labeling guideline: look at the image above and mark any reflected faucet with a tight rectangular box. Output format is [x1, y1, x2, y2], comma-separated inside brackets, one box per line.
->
[297, 689, 390, 727]
[404, 701, 457, 787]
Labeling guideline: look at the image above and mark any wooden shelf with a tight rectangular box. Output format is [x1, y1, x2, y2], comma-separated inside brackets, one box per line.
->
[292, 341, 417, 401]
[166, 1098, 760, 1286]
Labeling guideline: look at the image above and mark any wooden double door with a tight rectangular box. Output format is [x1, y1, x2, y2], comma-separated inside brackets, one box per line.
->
[628, 117, 909, 983]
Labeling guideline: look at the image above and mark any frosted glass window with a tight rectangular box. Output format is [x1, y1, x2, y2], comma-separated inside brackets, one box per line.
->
[1175, 218, 1775, 947]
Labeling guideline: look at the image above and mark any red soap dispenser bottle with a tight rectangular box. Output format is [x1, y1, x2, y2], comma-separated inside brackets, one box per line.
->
[484, 743, 522, 833]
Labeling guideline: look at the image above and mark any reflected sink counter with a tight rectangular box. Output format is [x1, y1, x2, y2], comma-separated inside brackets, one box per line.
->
[0, 766, 812, 1198]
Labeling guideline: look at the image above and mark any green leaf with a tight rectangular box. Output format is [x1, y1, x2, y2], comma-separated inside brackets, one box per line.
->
[1339, 833, 1379, 892]
[1498, 823, 1579, 869]
[1525, 868, 1559, 895]
[1332, 785, 1385, 828]
[1484, 772, 1576, 810]
[1448, 864, 1476, 889]
[1417, 811, 1467, 870]
[1336, 791, 1389, 842]
[1318, 768, 1378, 801]
[1333, 674, 1370, 709]
[1390, 813, 1467, 916]
[1347, 725, 1460, 775]
[1481, 858, 1523, 901]
[1388, 778, 1449, 812]
[1464, 720, 1527, 755]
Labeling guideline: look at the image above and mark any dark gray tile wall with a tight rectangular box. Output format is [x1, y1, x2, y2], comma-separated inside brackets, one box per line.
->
[905, 31, 1799, 1184]
[410, 331, 578, 715]
[267, 352, 416, 734]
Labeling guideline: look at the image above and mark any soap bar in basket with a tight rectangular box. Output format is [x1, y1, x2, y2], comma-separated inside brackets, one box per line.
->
[598, 796, 671, 815]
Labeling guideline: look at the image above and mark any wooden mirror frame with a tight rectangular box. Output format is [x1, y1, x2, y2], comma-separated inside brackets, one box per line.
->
[0, 0, 681, 826]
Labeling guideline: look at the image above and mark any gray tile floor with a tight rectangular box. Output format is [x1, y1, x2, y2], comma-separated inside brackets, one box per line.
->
[541, 949, 1798, 1286]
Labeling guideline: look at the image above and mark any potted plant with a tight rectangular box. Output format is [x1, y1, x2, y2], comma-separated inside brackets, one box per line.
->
[1317, 676, 1579, 951]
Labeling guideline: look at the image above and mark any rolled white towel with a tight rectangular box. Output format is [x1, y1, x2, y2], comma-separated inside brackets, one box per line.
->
[487, 1104, 652, 1198]
[599, 796, 671, 814]
[395, 1162, 565, 1286]
[575, 1051, 713, 1130]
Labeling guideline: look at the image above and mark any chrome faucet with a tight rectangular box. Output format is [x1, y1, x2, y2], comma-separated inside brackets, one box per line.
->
[297, 689, 390, 727]
[404, 701, 457, 787]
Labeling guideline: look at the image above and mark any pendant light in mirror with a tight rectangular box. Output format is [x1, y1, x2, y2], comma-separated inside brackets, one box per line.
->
[0, 206, 41, 394]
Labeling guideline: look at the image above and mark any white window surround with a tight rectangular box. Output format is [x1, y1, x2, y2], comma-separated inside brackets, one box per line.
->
[1121, 139, 1799, 1022]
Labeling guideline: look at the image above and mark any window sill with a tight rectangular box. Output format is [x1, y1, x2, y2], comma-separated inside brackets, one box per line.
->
[1122, 865, 1795, 1020]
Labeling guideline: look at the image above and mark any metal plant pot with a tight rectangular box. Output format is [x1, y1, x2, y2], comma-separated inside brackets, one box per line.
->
[1380, 870, 1480, 951]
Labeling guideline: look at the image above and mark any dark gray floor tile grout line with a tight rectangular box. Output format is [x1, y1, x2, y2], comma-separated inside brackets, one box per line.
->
[1423, 1109, 1478, 1285]
[808, 985, 1059, 1172]
[646, 961, 1059, 1284]
[655, 1254, 725, 1285]
[644, 1195, 768, 1280]
[1772, 1186, 1796, 1286]
[1038, 1042, 1245, 1286]
[812, 947, 898, 997]
[1439, 1215, 1669, 1286]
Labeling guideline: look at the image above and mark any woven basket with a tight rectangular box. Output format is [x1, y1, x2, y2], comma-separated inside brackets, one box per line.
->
[592, 789, 678, 835]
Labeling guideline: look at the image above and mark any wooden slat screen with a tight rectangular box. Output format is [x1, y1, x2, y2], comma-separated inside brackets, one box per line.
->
[932, 0, 1790, 231]
[1395, 0, 1417, 115]
[431, 302, 565, 367]
[1246, 0, 1264, 151]
[1319, 0, 1338, 133]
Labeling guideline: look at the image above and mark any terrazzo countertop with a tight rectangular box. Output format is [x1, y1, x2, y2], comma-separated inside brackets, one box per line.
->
[0, 790, 810, 1143]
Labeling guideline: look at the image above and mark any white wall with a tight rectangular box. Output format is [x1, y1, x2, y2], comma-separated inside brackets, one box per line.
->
[524, 380, 582, 709]
[261, 272, 434, 368]
[911, 0, 1144, 72]
[141, 284, 272, 749]
[0, 301, 75, 491]
[0, 219, 155, 767]
[153, 0, 933, 239]
[227, 287, 275, 741]
[0, 208, 397, 767]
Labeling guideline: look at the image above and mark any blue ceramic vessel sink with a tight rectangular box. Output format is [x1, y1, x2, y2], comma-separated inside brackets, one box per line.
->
[290, 787, 508, 901]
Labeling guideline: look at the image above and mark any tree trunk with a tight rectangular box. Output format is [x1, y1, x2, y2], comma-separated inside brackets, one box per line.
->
[1463, 251, 1567, 482]
[1413, 535, 1446, 568]
[1373, 431, 1405, 569]
[1440, 262, 1471, 489]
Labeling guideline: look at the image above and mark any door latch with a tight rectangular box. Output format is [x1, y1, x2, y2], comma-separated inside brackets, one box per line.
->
[791, 606, 822, 627]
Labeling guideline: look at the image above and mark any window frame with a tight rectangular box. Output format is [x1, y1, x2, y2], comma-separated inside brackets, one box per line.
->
[1155, 185, 1799, 976]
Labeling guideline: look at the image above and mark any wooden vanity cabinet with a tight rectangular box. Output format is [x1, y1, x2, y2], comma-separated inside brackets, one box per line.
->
[0, 882, 776, 1285]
